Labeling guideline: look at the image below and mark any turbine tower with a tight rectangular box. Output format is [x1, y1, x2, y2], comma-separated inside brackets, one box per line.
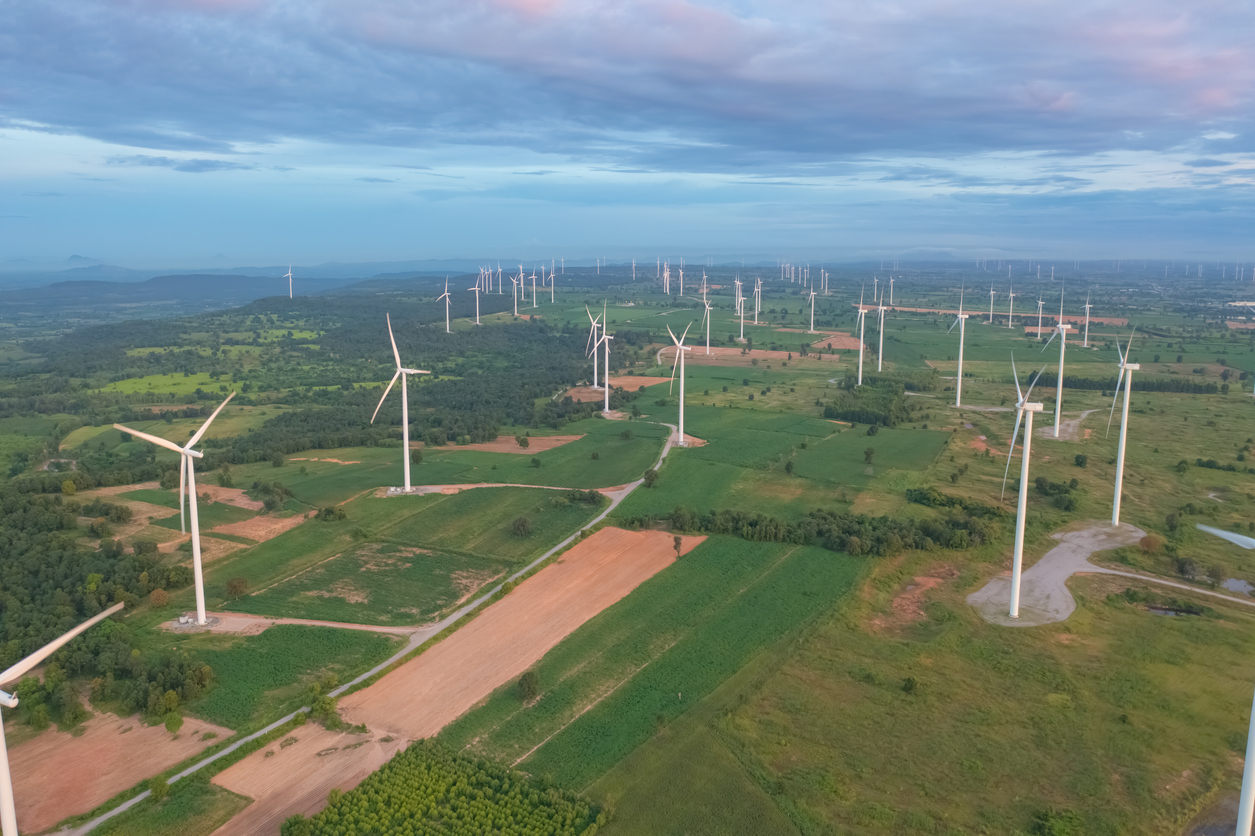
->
[438, 279, 452, 333]
[1006, 284, 1016, 328]
[668, 323, 693, 447]
[1082, 291, 1093, 347]
[1106, 329, 1138, 525]
[1035, 296, 1044, 337]
[370, 314, 431, 494]
[468, 283, 481, 325]
[988, 283, 996, 324]
[808, 289, 817, 333]
[701, 299, 713, 354]
[876, 288, 887, 372]
[855, 286, 867, 386]
[0, 602, 125, 836]
[597, 333, 615, 412]
[116, 393, 235, 626]
[949, 285, 969, 407]
[1001, 357, 1047, 619]
[285, 264, 294, 299]
[585, 307, 603, 389]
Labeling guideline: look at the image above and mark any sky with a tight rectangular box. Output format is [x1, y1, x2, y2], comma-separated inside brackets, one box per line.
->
[1, 0, 1252, 267]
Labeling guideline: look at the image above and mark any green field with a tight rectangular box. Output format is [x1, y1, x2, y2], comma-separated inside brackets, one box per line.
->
[87, 776, 249, 836]
[439, 536, 865, 789]
[192, 625, 399, 729]
[229, 540, 510, 625]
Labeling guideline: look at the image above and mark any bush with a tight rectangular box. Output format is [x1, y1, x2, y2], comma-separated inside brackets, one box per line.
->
[165, 711, 183, 733]
[518, 670, 539, 702]
[1139, 534, 1163, 554]
[515, 435, 529, 449]
[512, 517, 532, 536]
[642, 468, 659, 488]
[867, 424, 879, 436]
[1074, 453, 1087, 468]
[226, 577, 249, 599]
[1029, 808, 1084, 836]
[150, 588, 169, 609]
[148, 776, 169, 801]
[530, 456, 542, 468]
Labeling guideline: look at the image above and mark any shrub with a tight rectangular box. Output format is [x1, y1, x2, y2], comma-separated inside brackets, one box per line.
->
[165, 711, 183, 733]
[1140, 534, 1163, 554]
[515, 435, 529, 449]
[530, 456, 542, 468]
[642, 468, 659, 488]
[61, 480, 76, 496]
[1074, 453, 1087, 468]
[226, 577, 249, 599]
[150, 588, 169, 608]
[512, 517, 532, 536]
[518, 670, 540, 702]
[148, 777, 169, 802]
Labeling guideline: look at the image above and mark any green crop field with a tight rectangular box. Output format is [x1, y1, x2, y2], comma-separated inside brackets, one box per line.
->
[151, 501, 256, 531]
[191, 625, 399, 729]
[87, 777, 249, 836]
[439, 536, 865, 789]
[229, 540, 510, 625]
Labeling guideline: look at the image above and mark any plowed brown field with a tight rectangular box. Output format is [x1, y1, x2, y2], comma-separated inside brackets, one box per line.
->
[213, 513, 308, 543]
[339, 527, 705, 739]
[11, 712, 231, 832]
[414, 434, 583, 454]
[210, 726, 405, 836]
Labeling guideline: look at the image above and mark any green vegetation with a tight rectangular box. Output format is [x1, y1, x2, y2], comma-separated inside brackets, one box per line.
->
[290, 740, 605, 836]
[193, 626, 398, 728]
[87, 776, 249, 836]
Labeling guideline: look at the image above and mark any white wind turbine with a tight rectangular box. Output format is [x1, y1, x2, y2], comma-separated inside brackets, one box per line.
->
[468, 282, 481, 325]
[1001, 356, 1047, 619]
[437, 278, 452, 333]
[1040, 289, 1071, 438]
[0, 601, 125, 836]
[807, 289, 817, 333]
[667, 323, 693, 446]
[949, 285, 969, 407]
[596, 332, 615, 412]
[531, 270, 537, 308]
[1036, 296, 1044, 337]
[116, 392, 235, 626]
[371, 314, 430, 494]
[1082, 291, 1093, 347]
[511, 276, 519, 316]
[549, 272, 555, 303]
[754, 278, 762, 324]
[1106, 328, 1138, 525]
[585, 307, 602, 389]
[889, 276, 895, 305]
[284, 264, 294, 299]
[876, 288, 887, 372]
[988, 283, 997, 324]
[1006, 283, 1016, 328]
[701, 299, 712, 354]
[855, 285, 867, 386]
[1193, 522, 1255, 836]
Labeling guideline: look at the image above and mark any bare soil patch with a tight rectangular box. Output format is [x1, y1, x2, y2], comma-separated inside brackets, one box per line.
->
[416, 434, 583, 454]
[290, 457, 362, 464]
[211, 726, 405, 836]
[10, 712, 231, 832]
[607, 375, 672, 389]
[304, 578, 369, 604]
[197, 485, 265, 511]
[157, 534, 244, 563]
[163, 612, 414, 636]
[869, 565, 958, 632]
[214, 512, 308, 543]
[676, 434, 707, 448]
[339, 528, 705, 740]
[679, 346, 839, 367]
[1226, 321, 1255, 330]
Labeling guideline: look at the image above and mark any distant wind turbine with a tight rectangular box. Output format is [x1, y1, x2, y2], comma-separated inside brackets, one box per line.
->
[949, 284, 969, 407]
[438, 278, 451, 333]
[285, 264, 293, 299]
[370, 314, 430, 494]
[667, 323, 693, 447]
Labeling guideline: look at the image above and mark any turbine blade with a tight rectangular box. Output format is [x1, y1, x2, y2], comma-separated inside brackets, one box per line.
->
[371, 370, 402, 424]
[1197, 523, 1255, 550]
[115, 424, 186, 455]
[948, 316, 959, 334]
[667, 325, 679, 345]
[669, 349, 679, 394]
[1024, 365, 1047, 403]
[1041, 329, 1057, 352]
[1001, 408, 1025, 501]
[387, 313, 402, 369]
[680, 322, 692, 344]
[0, 602, 125, 686]
[1011, 353, 1022, 403]
[1105, 368, 1125, 438]
[187, 391, 236, 448]
[179, 454, 186, 534]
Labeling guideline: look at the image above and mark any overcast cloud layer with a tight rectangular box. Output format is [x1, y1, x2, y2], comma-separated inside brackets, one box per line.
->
[0, 0, 1252, 265]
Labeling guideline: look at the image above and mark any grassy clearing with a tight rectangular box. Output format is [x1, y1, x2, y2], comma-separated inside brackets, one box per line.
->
[151, 502, 255, 531]
[438, 536, 864, 789]
[87, 776, 249, 836]
[228, 541, 510, 626]
[192, 625, 399, 729]
[99, 373, 223, 396]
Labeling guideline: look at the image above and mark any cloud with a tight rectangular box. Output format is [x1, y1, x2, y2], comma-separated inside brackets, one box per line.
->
[355, 176, 397, 182]
[512, 170, 557, 176]
[106, 154, 253, 173]
[1185, 158, 1230, 167]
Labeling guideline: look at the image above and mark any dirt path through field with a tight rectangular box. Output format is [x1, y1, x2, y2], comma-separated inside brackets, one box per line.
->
[161, 611, 419, 637]
[339, 528, 705, 739]
[11, 712, 231, 832]
[1035, 409, 1098, 442]
[210, 726, 405, 836]
[386, 482, 625, 497]
[968, 521, 1255, 626]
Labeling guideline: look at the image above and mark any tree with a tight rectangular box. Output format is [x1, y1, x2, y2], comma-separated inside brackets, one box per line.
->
[160, 689, 179, 714]
[411, 448, 423, 465]
[150, 588, 169, 608]
[673, 535, 682, 556]
[784, 460, 795, 475]
[61, 479, 76, 496]
[165, 711, 183, 733]
[518, 670, 539, 701]
[643, 468, 659, 487]
[1140, 534, 1163, 554]
[512, 516, 532, 536]
[866, 424, 879, 436]
[226, 577, 249, 599]
[864, 447, 875, 463]
[530, 456, 542, 468]
[516, 435, 530, 449]
[149, 776, 169, 801]
[1074, 454, 1087, 468]
[271, 452, 285, 468]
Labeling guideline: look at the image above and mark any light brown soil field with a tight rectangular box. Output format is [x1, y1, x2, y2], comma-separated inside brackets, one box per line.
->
[213, 512, 309, 543]
[210, 726, 405, 836]
[608, 375, 672, 389]
[1226, 321, 1255, 330]
[289, 456, 362, 464]
[414, 434, 583, 454]
[163, 611, 416, 637]
[775, 329, 862, 350]
[197, 484, 265, 511]
[10, 712, 231, 832]
[157, 533, 244, 562]
[339, 528, 706, 739]
[684, 346, 838, 366]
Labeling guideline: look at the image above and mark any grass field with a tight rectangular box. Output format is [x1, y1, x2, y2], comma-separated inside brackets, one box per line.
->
[151, 501, 256, 531]
[87, 776, 249, 836]
[191, 625, 399, 729]
[229, 541, 510, 626]
[438, 536, 865, 790]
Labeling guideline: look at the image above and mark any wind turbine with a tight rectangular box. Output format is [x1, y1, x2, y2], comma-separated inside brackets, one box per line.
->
[370, 315, 430, 494]
[949, 285, 969, 407]
[115, 392, 234, 626]
[988, 283, 997, 324]
[808, 289, 817, 333]
[889, 276, 895, 305]
[284, 264, 293, 299]
[1006, 284, 1016, 328]
[0, 601, 125, 836]
[511, 276, 519, 316]
[876, 288, 887, 372]
[1036, 296, 1044, 337]
[438, 278, 452, 333]
[468, 282, 481, 325]
[701, 299, 712, 354]
[1001, 356, 1047, 619]
[754, 278, 761, 325]
[597, 332, 615, 412]
[1082, 291, 1093, 347]
[667, 324, 693, 447]
[855, 286, 867, 386]
[532, 270, 537, 308]
[1106, 329, 1139, 525]
[1194, 523, 1255, 836]
[1040, 289, 1071, 438]
[585, 307, 602, 389]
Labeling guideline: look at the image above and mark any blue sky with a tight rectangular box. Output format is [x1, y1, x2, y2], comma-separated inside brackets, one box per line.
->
[1, 0, 1252, 267]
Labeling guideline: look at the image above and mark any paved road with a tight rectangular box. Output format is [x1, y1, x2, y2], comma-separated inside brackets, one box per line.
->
[968, 521, 1255, 627]
[60, 420, 681, 836]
